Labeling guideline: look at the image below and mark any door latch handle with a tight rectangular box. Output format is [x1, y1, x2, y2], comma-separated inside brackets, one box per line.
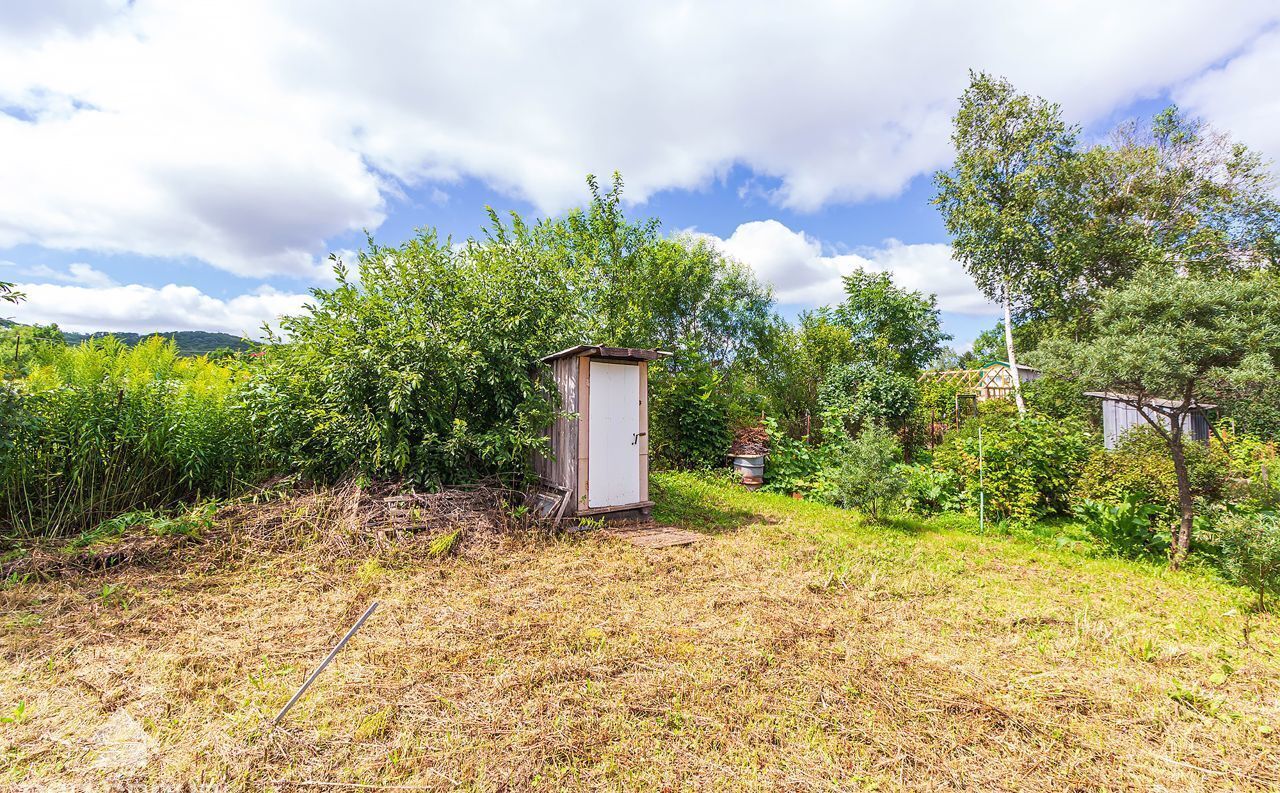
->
[632, 431, 647, 445]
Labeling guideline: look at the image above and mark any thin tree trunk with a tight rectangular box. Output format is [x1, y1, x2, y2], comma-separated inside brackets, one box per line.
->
[1168, 425, 1194, 570]
[1002, 290, 1026, 415]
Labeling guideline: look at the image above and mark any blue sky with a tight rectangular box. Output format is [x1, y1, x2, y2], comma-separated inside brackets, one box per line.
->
[2, 2, 1278, 350]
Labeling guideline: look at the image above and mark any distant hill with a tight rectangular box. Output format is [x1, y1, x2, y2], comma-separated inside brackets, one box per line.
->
[2, 321, 255, 356]
[59, 329, 255, 355]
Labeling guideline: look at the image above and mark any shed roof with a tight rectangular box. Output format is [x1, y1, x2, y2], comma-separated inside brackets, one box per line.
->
[540, 344, 673, 363]
[982, 360, 1040, 373]
[1084, 391, 1218, 410]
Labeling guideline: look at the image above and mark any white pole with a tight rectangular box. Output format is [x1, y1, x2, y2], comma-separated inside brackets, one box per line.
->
[273, 601, 379, 727]
[978, 425, 985, 533]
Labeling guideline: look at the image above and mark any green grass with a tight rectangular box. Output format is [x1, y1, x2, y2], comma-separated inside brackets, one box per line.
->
[1, 471, 1277, 790]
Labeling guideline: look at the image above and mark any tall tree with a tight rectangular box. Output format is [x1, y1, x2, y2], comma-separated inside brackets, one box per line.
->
[832, 268, 949, 375]
[758, 311, 860, 438]
[1017, 107, 1280, 337]
[1108, 107, 1280, 276]
[1040, 270, 1280, 568]
[527, 173, 779, 370]
[934, 72, 1081, 414]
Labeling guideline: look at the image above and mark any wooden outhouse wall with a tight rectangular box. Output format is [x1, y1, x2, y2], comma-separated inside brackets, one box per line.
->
[533, 354, 580, 505]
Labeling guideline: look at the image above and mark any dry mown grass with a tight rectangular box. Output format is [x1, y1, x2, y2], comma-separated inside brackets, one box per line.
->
[2, 472, 1278, 791]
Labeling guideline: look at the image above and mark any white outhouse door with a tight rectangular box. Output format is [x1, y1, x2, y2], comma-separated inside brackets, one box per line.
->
[587, 361, 642, 508]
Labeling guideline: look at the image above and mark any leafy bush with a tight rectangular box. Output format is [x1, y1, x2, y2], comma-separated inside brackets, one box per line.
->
[1074, 494, 1167, 558]
[0, 337, 264, 536]
[1022, 374, 1095, 423]
[914, 377, 966, 437]
[248, 178, 776, 486]
[649, 360, 733, 470]
[760, 416, 820, 494]
[1217, 430, 1279, 509]
[250, 235, 569, 487]
[817, 361, 918, 441]
[1220, 375, 1280, 442]
[1074, 426, 1228, 513]
[901, 465, 961, 515]
[1213, 510, 1280, 611]
[817, 424, 905, 520]
[932, 412, 1091, 523]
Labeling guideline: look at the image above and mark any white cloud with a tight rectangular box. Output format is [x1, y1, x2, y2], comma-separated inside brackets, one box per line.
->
[0, 1, 1276, 277]
[693, 220, 996, 316]
[8, 282, 309, 337]
[63, 263, 116, 288]
[1177, 28, 1280, 173]
[11, 262, 117, 288]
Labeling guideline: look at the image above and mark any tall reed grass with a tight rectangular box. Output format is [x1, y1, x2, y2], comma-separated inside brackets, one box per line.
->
[0, 337, 266, 536]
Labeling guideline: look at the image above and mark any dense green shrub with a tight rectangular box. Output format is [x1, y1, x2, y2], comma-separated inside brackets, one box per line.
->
[817, 361, 918, 441]
[0, 323, 67, 377]
[0, 337, 264, 535]
[816, 424, 905, 520]
[1022, 374, 1095, 423]
[649, 360, 734, 470]
[1213, 510, 1280, 611]
[1074, 426, 1228, 513]
[1219, 376, 1280, 443]
[901, 465, 961, 515]
[249, 233, 570, 487]
[916, 377, 966, 426]
[1218, 430, 1280, 509]
[932, 412, 1091, 523]
[760, 417, 820, 494]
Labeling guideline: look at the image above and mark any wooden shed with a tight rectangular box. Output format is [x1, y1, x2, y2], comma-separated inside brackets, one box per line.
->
[1085, 392, 1216, 450]
[534, 345, 671, 519]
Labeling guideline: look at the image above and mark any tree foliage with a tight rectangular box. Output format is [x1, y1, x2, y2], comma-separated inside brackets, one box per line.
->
[933, 71, 1082, 412]
[817, 360, 918, 442]
[250, 174, 779, 485]
[933, 72, 1081, 311]
[757, 311, 860, 438]
[0, 281, 22, 305]
[832, 268, 949, 374]
[1105, 107, 1280, 277]
[1040, 270, 1280, 564]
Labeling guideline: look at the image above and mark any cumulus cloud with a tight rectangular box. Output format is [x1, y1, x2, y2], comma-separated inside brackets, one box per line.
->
[693, 220, 996, 316]
[8, 282, 309, 337]
[10, 262, 117, 288]
[0, 1, 1276, 277]
[1177, 28, 1280, 174]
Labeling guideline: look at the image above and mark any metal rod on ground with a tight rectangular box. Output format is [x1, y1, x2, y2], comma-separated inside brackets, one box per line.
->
[272, 601, 379, 727]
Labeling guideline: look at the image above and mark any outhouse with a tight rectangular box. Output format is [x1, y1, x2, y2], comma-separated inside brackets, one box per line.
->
[534, 345, 670, 518]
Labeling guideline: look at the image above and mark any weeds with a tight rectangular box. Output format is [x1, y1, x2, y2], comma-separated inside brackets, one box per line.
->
[426, 529, 462, 557]
[0, 337, 266, 537]
[0, 702, 28, 724]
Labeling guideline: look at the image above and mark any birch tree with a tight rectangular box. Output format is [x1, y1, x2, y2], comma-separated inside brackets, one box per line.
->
[933, 72, 1080, 413]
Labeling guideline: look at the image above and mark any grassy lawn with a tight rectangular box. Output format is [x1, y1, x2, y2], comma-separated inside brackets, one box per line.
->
[2, 471, 1278, 790]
